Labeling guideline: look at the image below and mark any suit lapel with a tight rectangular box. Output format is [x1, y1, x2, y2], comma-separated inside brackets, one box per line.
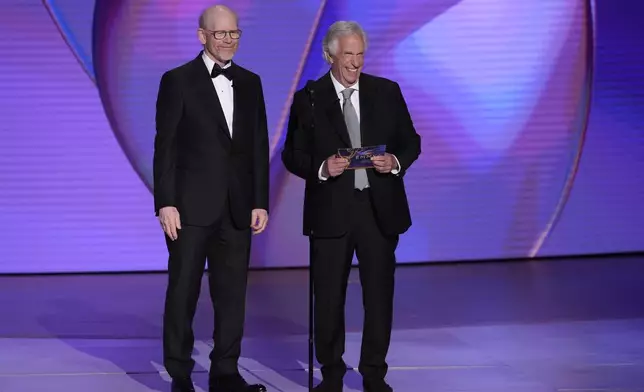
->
[190, 55, 232, 145]
[320, 73, 352, 147]
[230, 63, 247, 143]
[358, 75, 375, 146]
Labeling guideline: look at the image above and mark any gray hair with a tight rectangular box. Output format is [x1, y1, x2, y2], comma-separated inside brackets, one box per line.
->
[322, 21, 368, 63]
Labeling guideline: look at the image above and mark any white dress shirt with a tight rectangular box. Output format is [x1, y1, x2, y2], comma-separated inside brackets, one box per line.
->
[202, 52, 234, 136]
[318, 72, 400, 180]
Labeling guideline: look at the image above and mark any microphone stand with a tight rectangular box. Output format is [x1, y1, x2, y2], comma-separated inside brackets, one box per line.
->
[308, 231, 314, 392]
[305, 81, 315, 392]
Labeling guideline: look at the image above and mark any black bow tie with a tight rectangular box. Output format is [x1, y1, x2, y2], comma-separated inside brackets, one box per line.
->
[211, 63, 233, 80]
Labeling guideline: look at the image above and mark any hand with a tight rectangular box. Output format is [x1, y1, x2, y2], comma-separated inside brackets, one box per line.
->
[324, 155, 349, 177]
[159, 206, 181, 241]
[371, 153, 398, 173]
[251, 208, 268, 235]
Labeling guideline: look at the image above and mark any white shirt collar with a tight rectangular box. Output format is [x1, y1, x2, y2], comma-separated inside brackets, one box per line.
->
[202, 51, 232, 73]
[330, 70, 359, 97]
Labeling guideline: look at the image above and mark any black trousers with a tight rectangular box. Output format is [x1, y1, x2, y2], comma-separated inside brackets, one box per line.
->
[162, 201, 251, 381]
[311, 189, 398, 383]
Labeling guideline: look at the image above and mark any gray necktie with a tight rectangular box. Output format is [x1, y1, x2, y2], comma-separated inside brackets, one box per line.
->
[342, 88, 369, 190]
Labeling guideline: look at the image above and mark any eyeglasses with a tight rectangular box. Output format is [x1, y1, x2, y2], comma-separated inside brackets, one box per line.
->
[202, 29, 242, 40]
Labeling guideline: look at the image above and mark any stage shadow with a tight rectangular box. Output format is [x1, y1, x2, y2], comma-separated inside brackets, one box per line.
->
[243, 277, 313, 390]
[37, 297, 177, 391]
[34, 274, 316, 391]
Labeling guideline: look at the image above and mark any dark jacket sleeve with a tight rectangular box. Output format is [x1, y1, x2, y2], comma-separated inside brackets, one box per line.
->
[281, 92, 318, 180]
[391, 82, 421, 176]
[253, 75, 270, 212]
[153, 71, 183, 214]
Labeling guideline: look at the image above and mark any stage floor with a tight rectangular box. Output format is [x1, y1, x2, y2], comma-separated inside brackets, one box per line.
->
[1, 254, 644, 391]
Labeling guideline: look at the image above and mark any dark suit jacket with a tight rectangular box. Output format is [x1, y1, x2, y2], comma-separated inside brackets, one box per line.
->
[153, 52, 269, 228]
[281, 72, 421, 237]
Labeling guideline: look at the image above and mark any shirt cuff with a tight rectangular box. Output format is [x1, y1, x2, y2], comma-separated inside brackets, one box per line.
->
[390, 154, 401, 175]
[318, 161, 329, 181]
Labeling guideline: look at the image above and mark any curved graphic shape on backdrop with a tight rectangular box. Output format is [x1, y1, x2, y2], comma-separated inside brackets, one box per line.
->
[42, 0, 96, 82]
[529, 0, 595, 257]
[43, 0, 594, 266]
[395, 0, 593, 261]
[92, 0, 323, 192]
[399, 0, 592, 261]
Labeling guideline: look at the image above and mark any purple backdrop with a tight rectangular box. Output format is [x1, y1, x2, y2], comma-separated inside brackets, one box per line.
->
[0, 0, 642, 273]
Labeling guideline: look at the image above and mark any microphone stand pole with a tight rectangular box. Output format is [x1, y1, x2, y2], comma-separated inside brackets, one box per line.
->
[308, 239, 314, 391]
[305, 82, 315, 392]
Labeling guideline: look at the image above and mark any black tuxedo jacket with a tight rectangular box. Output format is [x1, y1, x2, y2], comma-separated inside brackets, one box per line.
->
[281, 72, 421, 237]
[153, 53, 269, 228]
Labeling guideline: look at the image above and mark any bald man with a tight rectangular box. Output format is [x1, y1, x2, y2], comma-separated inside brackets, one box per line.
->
[153, 5, 268, 392]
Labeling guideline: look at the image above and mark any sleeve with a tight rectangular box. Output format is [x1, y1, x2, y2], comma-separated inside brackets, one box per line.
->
[390, 82, 421, 176]
[153, 71, 183, 214]
[281, 93, 325, 180]
[253, 75, 270, 211]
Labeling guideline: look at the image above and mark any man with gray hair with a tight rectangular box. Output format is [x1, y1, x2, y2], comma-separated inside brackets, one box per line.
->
[282, 20, 421, 392]
[153, 4, 268, 392]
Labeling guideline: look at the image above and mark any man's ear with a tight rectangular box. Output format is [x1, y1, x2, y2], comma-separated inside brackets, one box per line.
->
[197, 29, 207, 45]
[323, 51, 333, 64]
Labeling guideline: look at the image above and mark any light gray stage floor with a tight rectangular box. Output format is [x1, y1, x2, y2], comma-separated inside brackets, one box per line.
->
[2, 254, 644, 391]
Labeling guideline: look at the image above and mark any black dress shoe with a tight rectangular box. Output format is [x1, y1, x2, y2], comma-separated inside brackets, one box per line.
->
[363, 379, 393, 392]
[209, 374, 267, 392]
[171, 378, 195, 392]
